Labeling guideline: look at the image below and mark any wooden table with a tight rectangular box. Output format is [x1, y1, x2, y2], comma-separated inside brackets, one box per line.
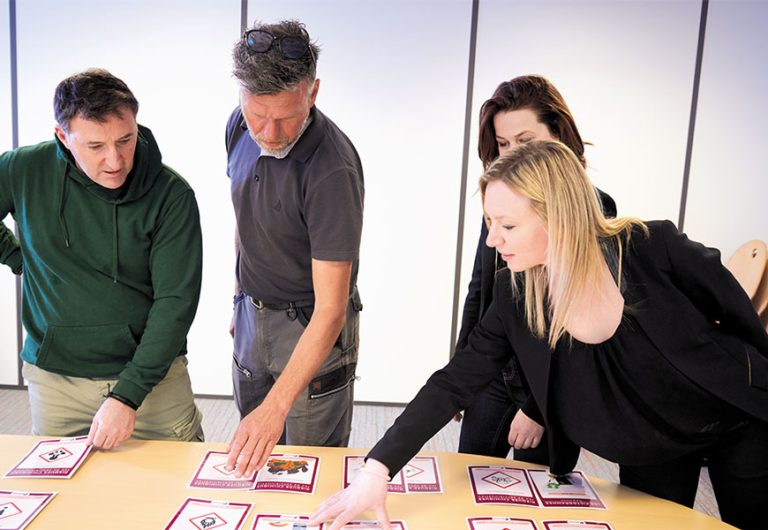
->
[0, 435, 733, 529]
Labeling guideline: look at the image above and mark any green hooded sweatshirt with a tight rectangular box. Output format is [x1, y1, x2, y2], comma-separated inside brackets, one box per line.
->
[0, 125, 202, 407]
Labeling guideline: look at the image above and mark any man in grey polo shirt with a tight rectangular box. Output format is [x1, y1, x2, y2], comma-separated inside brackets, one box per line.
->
[224, 19, 364, 476]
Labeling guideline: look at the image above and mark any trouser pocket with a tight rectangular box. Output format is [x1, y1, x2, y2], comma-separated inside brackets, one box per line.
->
[287, 355, 356, 446]
[232, 293, 258, 379]
[308, 362, 357, 399]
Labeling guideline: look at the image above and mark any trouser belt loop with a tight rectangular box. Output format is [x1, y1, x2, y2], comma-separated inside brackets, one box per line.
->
[250, 296, 265, 309]
[248, 296, 287, 310]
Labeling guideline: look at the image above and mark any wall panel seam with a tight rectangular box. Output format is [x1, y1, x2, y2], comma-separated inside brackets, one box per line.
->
[678, 0, 709, 231]
[449, 0, 480, 359]
[9, 0, 23, 388]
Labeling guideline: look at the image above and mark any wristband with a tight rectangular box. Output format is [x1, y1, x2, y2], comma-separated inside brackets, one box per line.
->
[107, 392, 138, 410]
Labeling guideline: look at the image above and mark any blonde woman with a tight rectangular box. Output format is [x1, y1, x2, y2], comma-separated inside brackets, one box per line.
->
[310, 141, 768, 530]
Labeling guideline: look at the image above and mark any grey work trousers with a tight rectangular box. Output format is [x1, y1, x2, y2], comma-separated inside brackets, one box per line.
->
[232, 293, 359, 447]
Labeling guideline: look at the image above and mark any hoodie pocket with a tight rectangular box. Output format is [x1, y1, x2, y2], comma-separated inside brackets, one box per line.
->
[35, 324, 138, 376]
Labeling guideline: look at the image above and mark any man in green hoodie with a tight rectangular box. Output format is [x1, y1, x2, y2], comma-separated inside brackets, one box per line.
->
[0, 69, 204, 449]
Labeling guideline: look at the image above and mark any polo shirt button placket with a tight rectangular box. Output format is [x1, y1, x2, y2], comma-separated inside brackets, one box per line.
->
[253, 174, 260, 182]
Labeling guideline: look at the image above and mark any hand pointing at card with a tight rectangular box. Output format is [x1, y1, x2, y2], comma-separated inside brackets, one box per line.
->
[308, 458, 392, 530]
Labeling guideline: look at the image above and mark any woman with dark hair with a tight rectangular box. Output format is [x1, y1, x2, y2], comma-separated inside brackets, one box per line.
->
[456, 75, 616, 463]
[310, 141, 768, 529]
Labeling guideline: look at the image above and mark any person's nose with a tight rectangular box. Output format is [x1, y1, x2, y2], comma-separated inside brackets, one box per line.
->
[485, 223, 502, 249]
[104, 145, 122, 170]
[261, 120, 281, 141]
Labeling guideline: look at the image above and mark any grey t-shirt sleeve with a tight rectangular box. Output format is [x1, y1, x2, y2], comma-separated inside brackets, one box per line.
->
[305, 167, 364, 262]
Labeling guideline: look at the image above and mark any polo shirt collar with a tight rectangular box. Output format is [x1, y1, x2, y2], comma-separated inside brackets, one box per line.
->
[284, 106, 324, 163]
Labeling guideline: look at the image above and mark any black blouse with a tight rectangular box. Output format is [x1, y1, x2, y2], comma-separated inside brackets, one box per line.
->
[553, 312, 746, 465]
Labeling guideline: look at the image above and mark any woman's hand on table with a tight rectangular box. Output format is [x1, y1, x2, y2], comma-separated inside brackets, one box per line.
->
[308, 458, 392, 530]
[508, 408, 544, 449]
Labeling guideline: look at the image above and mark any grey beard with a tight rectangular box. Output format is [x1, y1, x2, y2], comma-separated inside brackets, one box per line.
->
[254, 113, 312, 159]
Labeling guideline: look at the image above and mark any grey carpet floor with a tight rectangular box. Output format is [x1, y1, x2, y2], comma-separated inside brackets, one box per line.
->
[0, 389, 718, 519]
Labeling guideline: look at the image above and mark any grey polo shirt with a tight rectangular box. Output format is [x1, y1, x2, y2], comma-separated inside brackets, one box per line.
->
[226, 106, 364, 304]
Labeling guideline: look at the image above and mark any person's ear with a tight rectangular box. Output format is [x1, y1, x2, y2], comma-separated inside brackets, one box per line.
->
[309, 78, 320, 106]
[54, 124, 69, 148]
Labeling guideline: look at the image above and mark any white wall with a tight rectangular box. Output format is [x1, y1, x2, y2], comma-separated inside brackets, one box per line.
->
[247, 0, 474, 402]
[684, 0, 768, 260]
[13, 0, 240, 395]
[0, 0, 18, 385]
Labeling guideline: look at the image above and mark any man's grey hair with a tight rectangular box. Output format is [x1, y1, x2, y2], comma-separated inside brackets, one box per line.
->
[233, 19, 320, 95]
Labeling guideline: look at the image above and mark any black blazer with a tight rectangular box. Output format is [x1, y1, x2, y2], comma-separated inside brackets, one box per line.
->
[370, 220, 768, 476]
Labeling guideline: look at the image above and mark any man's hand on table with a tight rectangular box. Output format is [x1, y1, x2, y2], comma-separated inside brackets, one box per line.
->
[87, 397, 136, 449]
[226, 399, 287, 477]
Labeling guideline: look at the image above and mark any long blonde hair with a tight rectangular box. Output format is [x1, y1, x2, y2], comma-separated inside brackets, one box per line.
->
[479, 140, 647, 348]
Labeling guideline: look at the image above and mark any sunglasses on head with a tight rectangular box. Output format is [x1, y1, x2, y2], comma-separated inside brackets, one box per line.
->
[243, 29, 314, 62]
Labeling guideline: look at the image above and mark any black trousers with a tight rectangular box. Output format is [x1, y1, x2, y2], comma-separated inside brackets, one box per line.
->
[619, 419, 768, 529]
[458, 358, 549, 465]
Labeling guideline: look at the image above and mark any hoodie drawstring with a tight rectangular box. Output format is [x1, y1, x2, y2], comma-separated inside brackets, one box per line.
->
[112, 203, 119, 283]
[58, 175, 70, 247]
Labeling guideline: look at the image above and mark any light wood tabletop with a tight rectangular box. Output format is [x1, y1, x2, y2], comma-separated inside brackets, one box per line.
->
[0, 435, 733, 529]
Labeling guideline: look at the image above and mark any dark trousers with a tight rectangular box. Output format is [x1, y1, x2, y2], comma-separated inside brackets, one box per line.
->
[619, 419, 768, 529]
[458, 358, 549, 465]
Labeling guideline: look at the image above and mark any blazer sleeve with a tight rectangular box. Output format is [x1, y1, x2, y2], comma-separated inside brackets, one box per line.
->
[456, 219, 487, 350]
[660, 220, 768, 356]
[368, 298, 514, 476]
